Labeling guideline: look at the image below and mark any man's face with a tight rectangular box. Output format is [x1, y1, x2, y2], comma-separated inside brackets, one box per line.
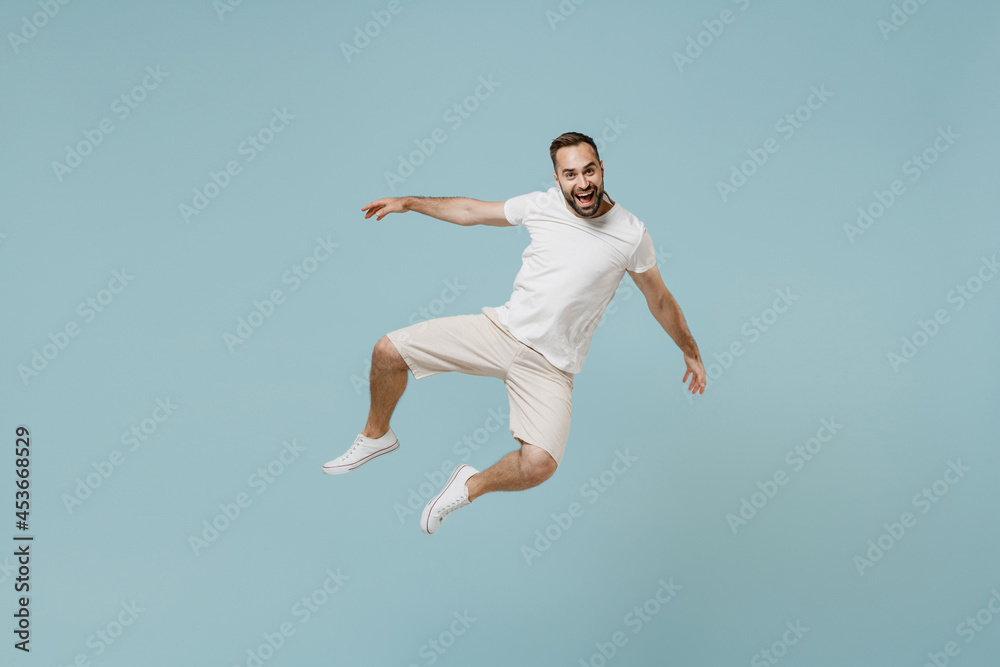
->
[553, 144, 606, 218]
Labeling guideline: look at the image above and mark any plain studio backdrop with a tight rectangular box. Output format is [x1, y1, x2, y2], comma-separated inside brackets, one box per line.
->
[1, 0, 998, 665]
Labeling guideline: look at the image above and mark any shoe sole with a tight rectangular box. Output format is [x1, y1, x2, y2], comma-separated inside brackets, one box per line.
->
[322, 440, 399, 475]
[421, 464, 470, 535]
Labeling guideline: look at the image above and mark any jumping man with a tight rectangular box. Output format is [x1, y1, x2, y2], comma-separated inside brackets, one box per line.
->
[323, 131, 707, 534]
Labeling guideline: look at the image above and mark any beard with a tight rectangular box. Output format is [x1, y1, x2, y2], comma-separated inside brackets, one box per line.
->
[561, 181, 605, 218]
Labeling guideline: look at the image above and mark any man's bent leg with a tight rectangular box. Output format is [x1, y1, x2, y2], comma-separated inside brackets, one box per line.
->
[465, 439, 557, 501]
[324, 335, 408, 474]
[362, 335, 409, 438]
[420, 441, 556, 535]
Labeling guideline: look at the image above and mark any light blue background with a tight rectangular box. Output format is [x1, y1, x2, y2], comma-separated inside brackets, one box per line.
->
[2, 0, 998, 665]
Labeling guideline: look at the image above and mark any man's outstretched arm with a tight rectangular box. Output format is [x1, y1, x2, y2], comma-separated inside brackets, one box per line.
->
[362, 196, 512, 227]
[627, 264, 707, 395]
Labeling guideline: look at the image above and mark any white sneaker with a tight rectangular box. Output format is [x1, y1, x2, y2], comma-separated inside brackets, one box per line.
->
[322, 428, 399, 475]
[421, 464, 478, 535]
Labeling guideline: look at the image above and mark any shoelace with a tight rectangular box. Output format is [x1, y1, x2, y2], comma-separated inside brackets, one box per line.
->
[342, 435, 365, 459]
[434, 492, 469, 518]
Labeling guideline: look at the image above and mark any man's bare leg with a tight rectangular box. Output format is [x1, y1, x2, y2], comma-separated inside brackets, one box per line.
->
[465, 440, 557, 501]
[361, 336, 409, 439]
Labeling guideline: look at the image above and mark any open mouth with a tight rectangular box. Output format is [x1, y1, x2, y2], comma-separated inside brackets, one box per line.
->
[575, 189, 596, 206]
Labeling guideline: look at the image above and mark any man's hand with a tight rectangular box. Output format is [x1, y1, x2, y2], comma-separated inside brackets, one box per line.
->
[682, 352, 706, 395]
[362, 197, 409, 221]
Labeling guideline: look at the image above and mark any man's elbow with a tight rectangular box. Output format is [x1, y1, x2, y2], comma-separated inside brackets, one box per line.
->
[647, 291, 673, 313]
[459, 201, 480, 226]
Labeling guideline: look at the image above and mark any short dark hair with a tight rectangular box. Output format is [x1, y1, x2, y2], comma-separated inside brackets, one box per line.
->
[549, 131, 600, 170]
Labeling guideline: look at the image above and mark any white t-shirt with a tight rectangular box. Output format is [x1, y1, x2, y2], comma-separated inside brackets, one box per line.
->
[494, 186, 657, 374]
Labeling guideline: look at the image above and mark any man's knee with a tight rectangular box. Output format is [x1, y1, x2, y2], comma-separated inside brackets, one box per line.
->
[374, 335, 408, 372]
[519, 441, 558, 486]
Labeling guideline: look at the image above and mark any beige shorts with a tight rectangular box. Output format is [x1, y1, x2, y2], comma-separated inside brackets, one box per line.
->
[385, 307, 575, 465]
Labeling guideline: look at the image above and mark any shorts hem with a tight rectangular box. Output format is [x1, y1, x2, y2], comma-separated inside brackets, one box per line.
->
[385, 331, 428, 380]
[511, 428, 564, 466]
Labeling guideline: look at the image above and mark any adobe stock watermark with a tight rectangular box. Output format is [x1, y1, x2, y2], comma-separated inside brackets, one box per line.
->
[188, 438, 305, 556]
[544, 0, 590, 31]
[51, 65, 169, 182]
[0, 557, 17, 586]
[717, 85, 833, 201]
[750, 620, 810, 667]
[7, 0, 73, 54]
[406, 610, 477, 667]
[58, 600, 145, 666]
[592, 116, 628, 154]
[578, 578, 682, 667]
[350, 355, 374, 397]
[213, 0, 246, 21]
[349, 276, 467, 394]
[878, 0, 933, 40]
[682, 287, 799, 403]
[61, 397, 181, 514]
[405, 277, 468, 325]
[725, 417, 844, 534]
[340, 0, 414, 63]
[223, 236, 340, 352]
[852, 459, 970, 576]
[844, 126, 959, 244]
[921, 586, 1000, 667]
[521, 449, 639, 566]
[672, 0, 759, 73]
[18, 268, 135, 386]
[232, 567, 349, 667]
[393, 406, 508, 523]
[178, 107, 295, 224]
[887, 254, 997, 373]
[384, 75, 501, 191]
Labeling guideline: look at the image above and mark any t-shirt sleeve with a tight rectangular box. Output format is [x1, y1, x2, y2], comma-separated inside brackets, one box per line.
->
[628, 227, 657, 272]
[504, 191, 546, 226]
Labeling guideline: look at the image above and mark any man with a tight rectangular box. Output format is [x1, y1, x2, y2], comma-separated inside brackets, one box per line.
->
[323, 131, 706, 535]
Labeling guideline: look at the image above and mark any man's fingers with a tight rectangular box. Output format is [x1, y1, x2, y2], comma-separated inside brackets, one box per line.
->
[682, 365, 706, 394]
[362, 199, 388, 218]
[363, 198, 405, 221]
[382, 204, 405, 219]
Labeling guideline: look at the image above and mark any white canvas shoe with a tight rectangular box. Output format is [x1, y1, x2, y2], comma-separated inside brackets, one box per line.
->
[421, 464, 478, 535]
[322, 429, 399, 475]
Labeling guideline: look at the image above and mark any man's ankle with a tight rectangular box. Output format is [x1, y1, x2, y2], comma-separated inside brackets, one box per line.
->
[361, 426, 388, 439]
[466, 473, 481, 501]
